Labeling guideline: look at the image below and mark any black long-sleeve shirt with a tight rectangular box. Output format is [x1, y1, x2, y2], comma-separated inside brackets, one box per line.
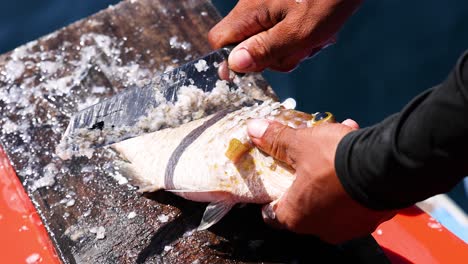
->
[335, 50, 468, 210]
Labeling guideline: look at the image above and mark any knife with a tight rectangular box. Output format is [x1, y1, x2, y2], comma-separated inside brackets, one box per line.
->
[59, 45, 257, 157]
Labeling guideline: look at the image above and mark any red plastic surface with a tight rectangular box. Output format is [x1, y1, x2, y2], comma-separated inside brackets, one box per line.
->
[0, 147, 60, 264]
[373, 206, 468, 263]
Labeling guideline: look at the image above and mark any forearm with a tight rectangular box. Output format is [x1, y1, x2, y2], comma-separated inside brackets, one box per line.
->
[335, 50, 468, 210]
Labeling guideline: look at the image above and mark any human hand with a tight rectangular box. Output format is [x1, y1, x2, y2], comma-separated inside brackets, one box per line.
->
[246, 118, 396, 243]
[209, 0, 362, 73]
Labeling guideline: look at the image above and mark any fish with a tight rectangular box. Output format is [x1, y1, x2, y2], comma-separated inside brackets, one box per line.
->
[111, 98, 335, 230]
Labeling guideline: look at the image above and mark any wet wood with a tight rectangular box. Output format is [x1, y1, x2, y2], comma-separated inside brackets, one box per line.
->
[0, 0, 388, 263]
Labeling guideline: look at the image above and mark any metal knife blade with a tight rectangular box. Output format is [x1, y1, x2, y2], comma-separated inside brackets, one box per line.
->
[61, 46, 246, 150]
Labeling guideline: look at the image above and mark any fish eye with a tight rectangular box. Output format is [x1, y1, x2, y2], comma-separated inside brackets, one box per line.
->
[312, 112, 336, 126]
[314, 112, 329, 122]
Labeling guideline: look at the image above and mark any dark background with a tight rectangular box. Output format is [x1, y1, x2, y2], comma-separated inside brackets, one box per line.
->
[1, 0, 466, 210]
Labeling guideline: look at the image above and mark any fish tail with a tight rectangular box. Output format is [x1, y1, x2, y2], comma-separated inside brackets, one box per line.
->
[116, 160, 161, 193]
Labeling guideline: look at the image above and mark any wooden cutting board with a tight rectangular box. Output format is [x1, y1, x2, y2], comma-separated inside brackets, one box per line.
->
[0, 0, 387, 263]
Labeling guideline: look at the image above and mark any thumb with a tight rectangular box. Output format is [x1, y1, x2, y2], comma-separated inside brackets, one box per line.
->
[247, 119, 300, 168]
[228, 30, 335, 73]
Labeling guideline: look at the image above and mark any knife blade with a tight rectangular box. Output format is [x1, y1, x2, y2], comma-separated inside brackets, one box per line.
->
[59, 45, 258, 156]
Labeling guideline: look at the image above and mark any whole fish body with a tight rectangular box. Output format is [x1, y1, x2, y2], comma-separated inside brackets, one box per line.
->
[112, 98, 334, 230]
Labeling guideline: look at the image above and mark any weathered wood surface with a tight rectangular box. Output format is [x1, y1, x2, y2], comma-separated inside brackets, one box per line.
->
[0, 0, 389, 263]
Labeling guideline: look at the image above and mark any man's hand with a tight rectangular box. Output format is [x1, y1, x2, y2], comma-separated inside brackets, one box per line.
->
[209, 0, 362, 72]
[246, 118, 396, 244]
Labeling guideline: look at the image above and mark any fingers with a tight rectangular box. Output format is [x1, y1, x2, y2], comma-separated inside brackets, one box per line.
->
[214, 3, 307, 72]
[261, 199, 285, 230]
[262, 175, 397, 244]
[246, 119, 300, 167]
[209, 0, 363, 73]
[341, 118, 359, 129]
[227, 22, 316, 73]
[208, 0, 281, 49]
[251, 116, 381, 243]
[261, 179, 307, 233]
[209, 0, 327, 73]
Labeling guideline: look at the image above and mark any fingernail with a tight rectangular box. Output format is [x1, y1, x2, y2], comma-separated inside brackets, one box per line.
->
[247, 119, 269, 138]
[262, 203, 276, 221]
[341, 118, 359, 129]
[230, 48, 254, 70]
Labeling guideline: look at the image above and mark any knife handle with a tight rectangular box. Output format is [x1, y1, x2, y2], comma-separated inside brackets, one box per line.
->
[220, 44, 236, 55]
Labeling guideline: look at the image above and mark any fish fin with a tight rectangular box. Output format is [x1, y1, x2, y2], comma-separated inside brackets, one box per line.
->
[197, 200, 235, 231]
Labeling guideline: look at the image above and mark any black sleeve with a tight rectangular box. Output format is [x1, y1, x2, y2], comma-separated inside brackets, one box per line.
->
[335, 50, 468, 211]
